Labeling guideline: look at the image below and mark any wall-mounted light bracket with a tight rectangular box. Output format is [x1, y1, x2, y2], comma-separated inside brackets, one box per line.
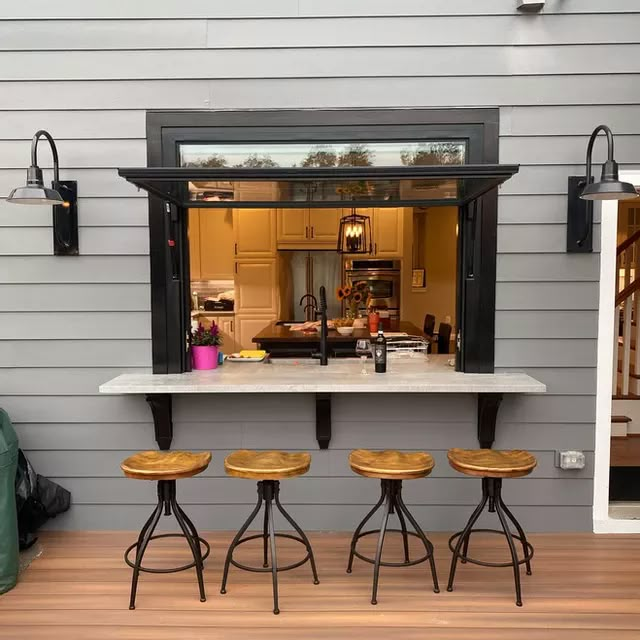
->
[567, 176, 593, 253]
[53, 180, 78, 255]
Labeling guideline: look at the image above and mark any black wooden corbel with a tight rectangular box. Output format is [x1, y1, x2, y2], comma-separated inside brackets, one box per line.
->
[316, 393, 332, 449]
[145, 393, 173, 450]
[477, 393, 503, 449]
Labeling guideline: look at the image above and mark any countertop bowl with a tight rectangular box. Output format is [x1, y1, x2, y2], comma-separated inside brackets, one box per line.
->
[336, 326, 355, 336]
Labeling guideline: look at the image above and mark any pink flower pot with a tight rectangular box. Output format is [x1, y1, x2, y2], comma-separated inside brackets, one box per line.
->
[192, 345, 219, 370]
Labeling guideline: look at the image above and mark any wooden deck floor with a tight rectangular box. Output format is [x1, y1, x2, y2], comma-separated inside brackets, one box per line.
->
[1, 530, 640, 639]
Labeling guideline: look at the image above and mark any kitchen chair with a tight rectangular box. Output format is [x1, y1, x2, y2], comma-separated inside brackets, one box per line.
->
[220, 449, 319, 614]
[120, 450, 211, 610]
[437, 322, 452, 354]
[346, 449, 439, 604]
[446, 448, 536, 606]
[423, 313, 436, 353]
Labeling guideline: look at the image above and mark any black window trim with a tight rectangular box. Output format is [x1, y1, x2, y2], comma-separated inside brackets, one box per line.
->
[144, 108, 501, 374]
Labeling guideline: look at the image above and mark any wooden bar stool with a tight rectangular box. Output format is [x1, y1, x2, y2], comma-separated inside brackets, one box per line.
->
[446, 448, 536, 606]
[220, 450, 319, 615]
[121, 450, 211, 610]
[347, 449, 439, 605]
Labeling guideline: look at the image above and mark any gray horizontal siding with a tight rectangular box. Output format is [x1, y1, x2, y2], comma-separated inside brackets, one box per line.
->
[5, 45, 640, 81]
[0, 313, 151, 339]
[44, 504, 592, 533]
[0, 4, 628, 533]
[3, 76, 640, 111]
[3, 0, 638, 19]
[0, 257, 149, 283]
[0, 198, 148, 227]
[22, 449, 594, 480]
[3, 15, 640, 49]
[14, 421, 598, 453]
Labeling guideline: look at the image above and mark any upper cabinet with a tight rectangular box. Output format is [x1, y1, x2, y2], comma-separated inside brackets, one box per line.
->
[373, 208, 403, 257]
[276, 208, 341, 249]
[233, 209, 276, 258]
[189, 208, 235, 280]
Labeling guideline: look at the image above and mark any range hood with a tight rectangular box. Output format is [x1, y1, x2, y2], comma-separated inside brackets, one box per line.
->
[118, 164, 519, 209]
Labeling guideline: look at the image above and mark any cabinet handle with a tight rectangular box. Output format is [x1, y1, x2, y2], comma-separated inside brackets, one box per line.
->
[311, 226, 314, 238]
[374, 242, 378, 254]
[234, 242, 237, 255]
[231, 320, 234, 333]
[305, 227, 309, 238]
[235, 262, 238, 274]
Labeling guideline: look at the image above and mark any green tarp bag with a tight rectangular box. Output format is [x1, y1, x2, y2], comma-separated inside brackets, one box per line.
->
[0, 408, 19, 594]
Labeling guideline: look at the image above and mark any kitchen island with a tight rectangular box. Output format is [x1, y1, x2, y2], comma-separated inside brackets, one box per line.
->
[100, 355, 545, 450]
[252, 320, 426, 357]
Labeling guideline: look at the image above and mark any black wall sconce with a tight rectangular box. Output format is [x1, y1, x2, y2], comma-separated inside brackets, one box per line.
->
[567, 124, 638, 253]
[337, 208, 373, 254]
[6, 130, 79, 255]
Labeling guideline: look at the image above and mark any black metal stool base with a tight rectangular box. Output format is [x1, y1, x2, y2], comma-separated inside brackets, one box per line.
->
[347, 479, 439, 605]
[447, 477, 534, 607]
[126, 479, 208, 610]
[220, 480, 319, 615]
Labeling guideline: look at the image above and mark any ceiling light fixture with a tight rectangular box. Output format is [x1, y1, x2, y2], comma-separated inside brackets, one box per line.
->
[6, 129, 79, 255]
[516, 0, 545, 12]
[567, 125, 638, 253]
[337, 208, 373, 254]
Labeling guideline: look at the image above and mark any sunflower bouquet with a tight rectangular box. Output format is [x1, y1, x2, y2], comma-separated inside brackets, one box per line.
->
[336, 281, 370, 318]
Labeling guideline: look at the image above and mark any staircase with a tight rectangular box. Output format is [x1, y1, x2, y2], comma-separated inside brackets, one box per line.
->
[614, 229, 640, 399]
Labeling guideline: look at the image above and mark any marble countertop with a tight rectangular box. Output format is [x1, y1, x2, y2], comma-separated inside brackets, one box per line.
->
[99, 355, 546, 395]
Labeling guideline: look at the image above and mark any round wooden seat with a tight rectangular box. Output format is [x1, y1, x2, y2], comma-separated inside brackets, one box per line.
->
[224, 450, 311, 480]
[121, 450, 212, 481]
[349, 449, 435, 480]
[447, 448, 536, 479]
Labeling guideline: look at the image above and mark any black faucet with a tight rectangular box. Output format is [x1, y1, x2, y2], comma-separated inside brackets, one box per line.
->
[311, 286, 328, 365]
[299, 293, 319, 321]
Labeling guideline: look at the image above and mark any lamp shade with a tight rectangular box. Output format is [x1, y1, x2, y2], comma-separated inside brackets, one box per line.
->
[6, 165, 64, 205]
[6, 185, 64, 205]
[580, 140, 638, 201]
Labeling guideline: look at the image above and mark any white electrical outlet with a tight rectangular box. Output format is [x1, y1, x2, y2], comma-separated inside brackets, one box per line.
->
[556, 450, 586, 470]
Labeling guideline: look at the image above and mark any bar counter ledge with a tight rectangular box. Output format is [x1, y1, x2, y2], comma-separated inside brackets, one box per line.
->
[100, 355, 545, 451]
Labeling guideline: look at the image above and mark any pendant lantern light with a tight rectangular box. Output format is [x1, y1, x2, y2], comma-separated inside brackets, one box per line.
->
[336, 208, 373, 254]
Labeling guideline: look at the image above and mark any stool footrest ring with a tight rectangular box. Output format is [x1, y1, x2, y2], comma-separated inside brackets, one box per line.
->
[125, 533, 210, 574]
[229, 532, 312, 573]
[448, 528, 534, 568]
[352, 529, 433, 568]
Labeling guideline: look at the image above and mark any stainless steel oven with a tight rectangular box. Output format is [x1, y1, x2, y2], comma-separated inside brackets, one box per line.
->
[344, 259, 401, 316]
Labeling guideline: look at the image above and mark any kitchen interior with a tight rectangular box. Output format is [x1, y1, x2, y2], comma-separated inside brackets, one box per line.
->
[189, 199, 458, 359]
[186, 141, 461, 362]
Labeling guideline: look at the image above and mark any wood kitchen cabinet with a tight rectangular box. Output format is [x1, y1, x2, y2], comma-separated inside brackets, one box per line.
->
[373, 207, 403, 257]
[233, 208, 276, 257]
[276, 208, 341, 249]
[234, 259, 278, 315]
[234, 315, 275, 351]
[188, 208, 235, 280]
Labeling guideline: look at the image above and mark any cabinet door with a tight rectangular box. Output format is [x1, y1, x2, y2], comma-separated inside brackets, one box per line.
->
[235, 315, 275, 351]
[218, 317, 236, 355]
[374, 208, 403, 257]
[233, 209, 276, 257]
[235, 259, 278, 314]
[277, 209, 308, 245]
[199, 209, 235, 279]
[188, 209, 201, 280]
[309, 208, 341, 244]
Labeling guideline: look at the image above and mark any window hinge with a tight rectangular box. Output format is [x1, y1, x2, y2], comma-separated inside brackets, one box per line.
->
[186, 331, 190, 353]
[456, 331, 461, 352]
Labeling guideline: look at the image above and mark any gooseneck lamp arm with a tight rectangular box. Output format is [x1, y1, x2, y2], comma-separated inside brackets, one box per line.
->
[584, 124, 614, 190]
[31, 129, 60, 185]
[577, 125, 614, 247]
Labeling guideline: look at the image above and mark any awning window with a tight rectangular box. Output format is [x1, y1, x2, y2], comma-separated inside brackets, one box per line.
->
[118, 164, 519, 208]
